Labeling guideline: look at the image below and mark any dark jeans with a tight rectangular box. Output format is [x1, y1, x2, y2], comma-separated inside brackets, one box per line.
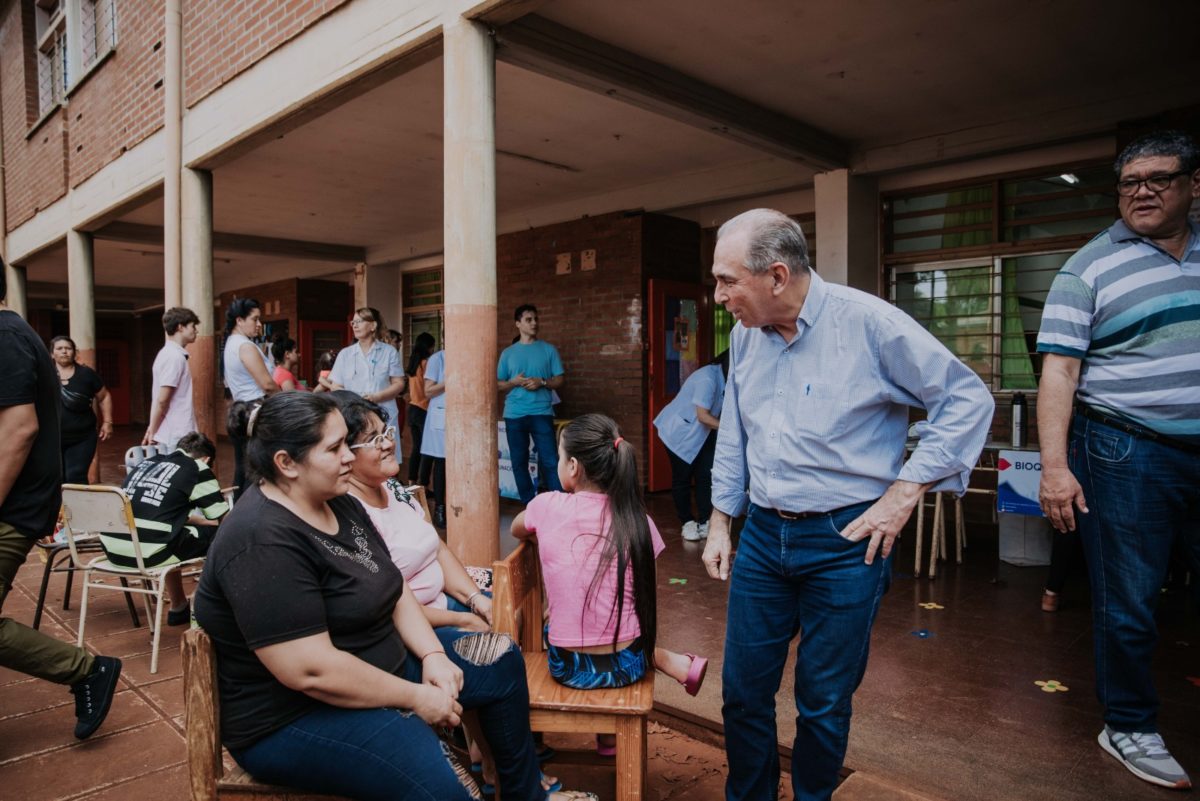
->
[230, 428, 248, 501]
[232, 628, 541, 801]
[722, 501, 889, 801]
[422, 456, 446, 506]
[408, 406, 428, 484]
[1069, 414, 1200, 732]
[62, 430, 98, 484]
[505, 415, 562, 504]
[667, 431, 717, 525]
[1045, 529, 1085, 594]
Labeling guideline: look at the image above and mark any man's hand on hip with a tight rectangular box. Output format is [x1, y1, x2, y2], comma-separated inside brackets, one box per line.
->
[702, 510, 734, 581]
[840, 480, 926, 565]
[1039, 466, 1087, 533]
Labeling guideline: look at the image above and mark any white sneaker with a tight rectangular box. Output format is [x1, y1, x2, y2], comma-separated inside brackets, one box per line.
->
[1099, 726, 1192, 789]
[681, 521, 702, 541]
[697, 522, 709, 539]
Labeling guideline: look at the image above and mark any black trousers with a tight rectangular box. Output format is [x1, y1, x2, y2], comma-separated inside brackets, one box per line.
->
[422, 456, 446, 505]
[62, 430, 98, 484]
[407, 406, 428, 484]
[667, 430, 717, 526]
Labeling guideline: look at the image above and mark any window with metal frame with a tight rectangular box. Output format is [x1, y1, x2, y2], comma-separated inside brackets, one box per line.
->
[35, 0, 67, 116]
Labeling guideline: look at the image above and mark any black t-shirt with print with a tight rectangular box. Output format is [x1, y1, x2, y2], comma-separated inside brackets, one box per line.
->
[59, 363, 104, 441]
[193, 484, 406, 750]
[0, 310, 62, 538]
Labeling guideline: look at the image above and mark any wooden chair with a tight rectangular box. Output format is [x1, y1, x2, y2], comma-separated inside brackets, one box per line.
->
[182, 628, 349, 801]
[492, 541, 654, 801]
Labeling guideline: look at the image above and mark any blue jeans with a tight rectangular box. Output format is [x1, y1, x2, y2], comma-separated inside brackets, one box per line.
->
[232, 629, 542, 800]
[1069, 413, 1200, 733]
[505, 415, 563, 504]
[722, 501, 890, 801]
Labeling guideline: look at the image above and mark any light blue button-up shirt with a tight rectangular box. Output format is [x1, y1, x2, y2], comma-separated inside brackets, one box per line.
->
[712, 271, 994, 516]
[653, 363, 725, 463]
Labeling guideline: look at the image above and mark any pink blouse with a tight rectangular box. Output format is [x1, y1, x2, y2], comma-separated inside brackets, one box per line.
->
[354, 479, 447, 609]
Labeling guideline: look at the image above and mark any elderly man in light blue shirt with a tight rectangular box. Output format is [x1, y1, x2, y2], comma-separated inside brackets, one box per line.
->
[702, 209, 993, 801]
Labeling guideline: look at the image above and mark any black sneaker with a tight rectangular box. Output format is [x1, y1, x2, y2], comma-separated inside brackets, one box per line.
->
[166, 602, 191, 627]
[71, 656, 122, 739]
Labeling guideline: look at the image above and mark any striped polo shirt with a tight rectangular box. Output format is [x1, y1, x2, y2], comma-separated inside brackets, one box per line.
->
[106, 450, 228, 567]
[1036, 219, 1200, 444]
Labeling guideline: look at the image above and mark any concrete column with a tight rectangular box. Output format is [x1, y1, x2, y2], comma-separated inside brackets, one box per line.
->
[182, 168, 216, 442]
[443, 17, 499, 567]
[353, 262, 368, 310]
[163, 0, 183, 308]
[67, 229, 96, 367]
[813, 169, 880, 293]
[3, 263, 27, 318]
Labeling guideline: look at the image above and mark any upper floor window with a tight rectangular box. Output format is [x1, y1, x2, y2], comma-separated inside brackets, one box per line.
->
[31, 0, 118, 120]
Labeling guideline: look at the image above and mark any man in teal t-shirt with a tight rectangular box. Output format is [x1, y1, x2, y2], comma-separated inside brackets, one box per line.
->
[497, 304, 566, 503]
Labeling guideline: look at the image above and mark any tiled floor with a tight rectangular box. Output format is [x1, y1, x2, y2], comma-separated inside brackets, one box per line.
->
[1, 426, 1195, 801]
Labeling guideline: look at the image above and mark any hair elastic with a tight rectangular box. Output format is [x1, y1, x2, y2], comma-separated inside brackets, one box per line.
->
[613, 436, 624, 450]
[246, 403, 263, 437]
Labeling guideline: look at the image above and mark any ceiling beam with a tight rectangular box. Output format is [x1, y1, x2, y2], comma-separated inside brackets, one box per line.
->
[93, 222, 367, 263]
[465, 0, 550, 27]
[494, 15, 847, 170]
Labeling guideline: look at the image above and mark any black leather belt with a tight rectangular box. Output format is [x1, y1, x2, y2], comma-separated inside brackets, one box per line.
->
[1077, 405, 1200, 456]
[764, 501, 873, 520]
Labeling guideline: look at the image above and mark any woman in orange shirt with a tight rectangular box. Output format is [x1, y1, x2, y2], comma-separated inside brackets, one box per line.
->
[405, 332, 436, 485]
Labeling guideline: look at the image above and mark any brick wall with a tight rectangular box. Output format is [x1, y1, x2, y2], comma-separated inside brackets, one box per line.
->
[67, 0, 166, 188]
[496, 211, 701, 480]
[1, 2, 68, 230]
[184, 0, 352, 107]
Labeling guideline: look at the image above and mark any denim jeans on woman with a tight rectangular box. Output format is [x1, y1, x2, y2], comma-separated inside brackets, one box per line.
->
[231, 627, 542, 801]
[722, 500, 890, 801]
[1069, 413, 1200, 733]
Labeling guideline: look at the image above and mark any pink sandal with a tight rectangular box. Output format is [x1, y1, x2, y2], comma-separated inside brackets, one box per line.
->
[681, 653, 708, 696]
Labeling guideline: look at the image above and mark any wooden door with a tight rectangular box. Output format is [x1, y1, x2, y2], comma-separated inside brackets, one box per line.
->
[95, 339, 130, 425]
[646, 280, 711, 492]
[299, 321, 350, 386]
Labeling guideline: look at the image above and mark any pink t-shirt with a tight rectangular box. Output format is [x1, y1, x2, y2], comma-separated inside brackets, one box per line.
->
[524, 491, 665, 648]
[354, 479, 447, 609]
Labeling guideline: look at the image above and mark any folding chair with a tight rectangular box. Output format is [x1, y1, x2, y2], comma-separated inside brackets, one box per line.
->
[61, 484, 207, 674]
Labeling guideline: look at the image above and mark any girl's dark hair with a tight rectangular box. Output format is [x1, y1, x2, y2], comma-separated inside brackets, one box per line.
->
[224, 297, 261, 336]
[270, 337, 296, 365]
[710, 349, 730, 378]
[50, 335, 77, 357]
[329, 391, 386, 445]
[560, 413, 657, 660]
[318, 350, 336, 371]
[406, 332, 436, 376]
[227, 392, 339, 484]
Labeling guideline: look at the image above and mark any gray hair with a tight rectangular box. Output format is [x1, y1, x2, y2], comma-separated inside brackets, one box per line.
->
[1114, 130, 1199, 175]
[717, 208, 810, 275]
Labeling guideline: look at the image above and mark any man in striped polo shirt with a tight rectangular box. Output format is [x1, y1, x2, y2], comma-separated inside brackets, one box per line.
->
[1036, 130, 1199, 791]
[109, 432, 229, 626]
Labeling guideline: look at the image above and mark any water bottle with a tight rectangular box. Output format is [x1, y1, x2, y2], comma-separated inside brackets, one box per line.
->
[1011, 392, 1027, 448]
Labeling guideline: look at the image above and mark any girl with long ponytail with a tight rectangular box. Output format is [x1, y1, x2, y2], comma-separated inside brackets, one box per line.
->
[511, 414, 708, 751]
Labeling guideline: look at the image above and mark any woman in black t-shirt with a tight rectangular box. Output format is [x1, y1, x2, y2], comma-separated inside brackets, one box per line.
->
[50, 336, 113, 483]
[194, 392, 595, 801]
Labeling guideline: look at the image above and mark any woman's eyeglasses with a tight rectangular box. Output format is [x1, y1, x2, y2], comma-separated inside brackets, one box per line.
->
[349, 426, 397, 451]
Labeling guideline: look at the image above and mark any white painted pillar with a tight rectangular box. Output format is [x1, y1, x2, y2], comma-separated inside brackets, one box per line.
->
[443, 17, 499, 567]
[182, 168, 216, 441]
[814, 169, 880, 294]
[163, 0, 183, 308]
[67, 229, 96, 365]
[4, 263, 27, 318]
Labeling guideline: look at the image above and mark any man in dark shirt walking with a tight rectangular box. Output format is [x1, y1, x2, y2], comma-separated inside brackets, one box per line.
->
[0, 260, 121, 739]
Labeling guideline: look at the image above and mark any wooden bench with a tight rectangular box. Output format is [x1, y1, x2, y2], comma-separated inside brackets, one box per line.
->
[182, 628, 350, 801]
[491, 541, 654, 801]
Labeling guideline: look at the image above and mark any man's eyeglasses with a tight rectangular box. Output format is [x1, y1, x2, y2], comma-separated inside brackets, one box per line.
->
[349, 426, 397, 451]
[1116, 170, 1189, 197]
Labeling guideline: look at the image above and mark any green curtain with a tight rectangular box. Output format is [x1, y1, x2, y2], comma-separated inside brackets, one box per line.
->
[1000, 260, 1037, 389]
[941, 187, 992, 248]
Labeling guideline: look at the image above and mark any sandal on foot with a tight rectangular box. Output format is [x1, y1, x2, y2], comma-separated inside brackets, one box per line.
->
[553, 792, 599, 801]
[682, 653, 708, 696]
[482, 772, 560, 796]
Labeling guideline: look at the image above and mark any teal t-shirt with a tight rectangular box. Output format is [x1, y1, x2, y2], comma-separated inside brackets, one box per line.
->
[497, 340, 564, 418]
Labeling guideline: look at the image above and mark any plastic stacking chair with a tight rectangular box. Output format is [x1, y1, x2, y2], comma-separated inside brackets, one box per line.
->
[61, 484, 207, 674]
